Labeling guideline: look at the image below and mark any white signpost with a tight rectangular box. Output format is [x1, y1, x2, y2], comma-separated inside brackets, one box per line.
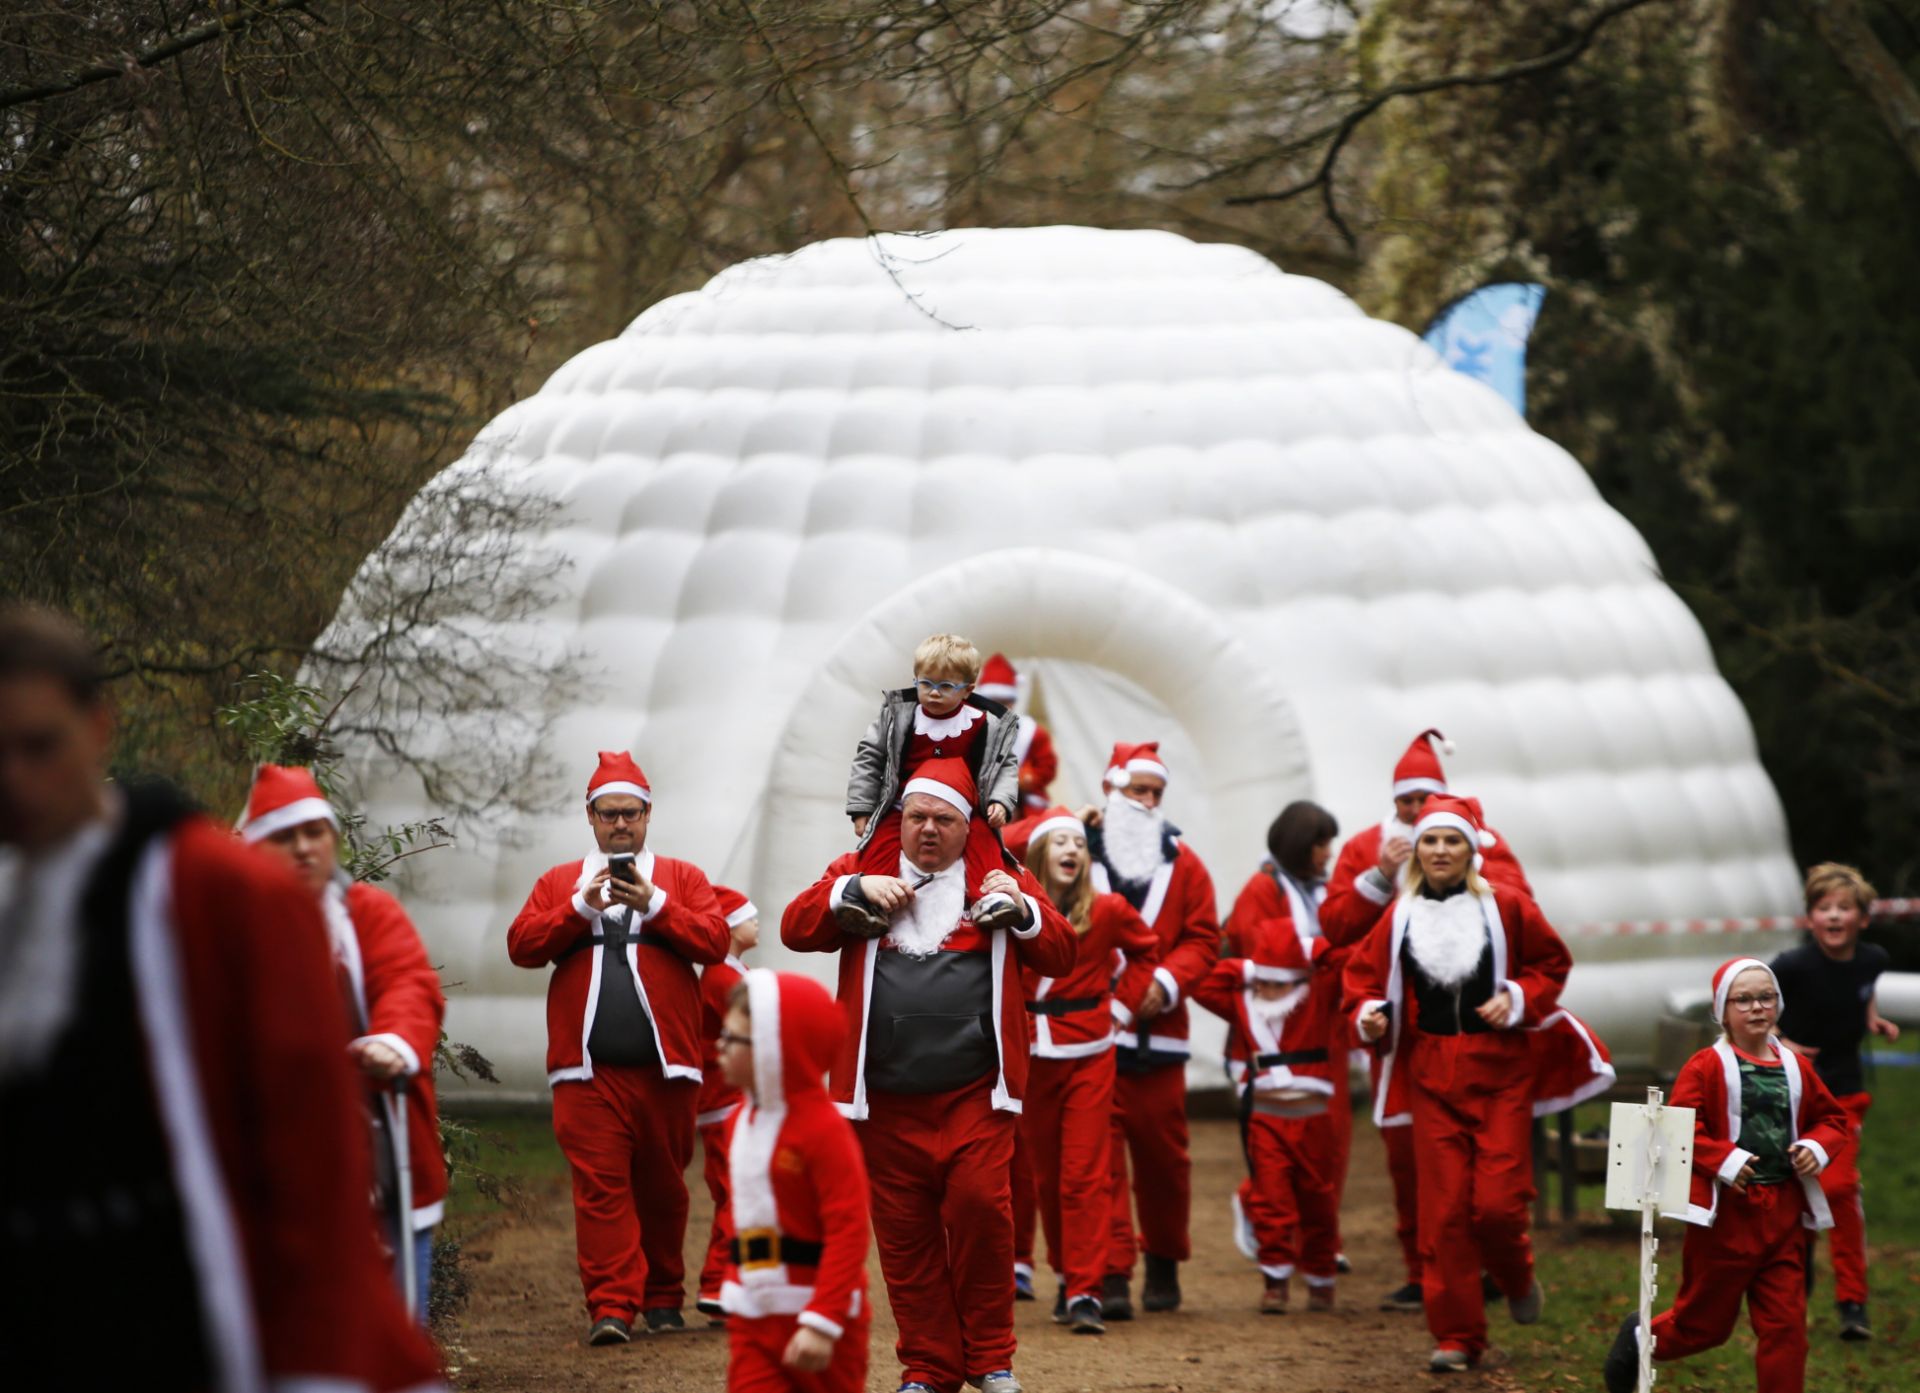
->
[1605, 1087, 1695, 1393]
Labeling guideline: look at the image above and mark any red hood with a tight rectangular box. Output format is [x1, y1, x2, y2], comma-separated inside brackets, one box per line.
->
[745, 969, 845, 1110]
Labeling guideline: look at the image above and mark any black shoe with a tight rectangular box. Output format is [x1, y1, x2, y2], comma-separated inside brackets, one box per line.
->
[1481, 1270, 1502, 1302]
[1380, 1281, 1423, 1313]
[1141, 1253, 1181, 1312]
[588, 1315, 632, 1345]
[695, 1295, 726, 1319]
[643, 1307, 685, 1333]
[1100, 1273, 1134, 1321]
[832, 896, 891, 938]
[1837, 1300, 1872, 1341]
[1602, 1313, 1640, 1393]
[1335, 1252, 1352, 1275]
[1051, 1286, 1068, 1324]
[1068, 1296, 1105, 1335]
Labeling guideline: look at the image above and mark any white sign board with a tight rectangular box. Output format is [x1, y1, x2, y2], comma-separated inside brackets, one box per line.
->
[1605, 1101, 1695, 1214]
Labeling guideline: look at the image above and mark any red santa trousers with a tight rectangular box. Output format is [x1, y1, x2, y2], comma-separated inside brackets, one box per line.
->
[1241, 1111, 1339, 1286]
[1024, 1050, 1117, 1302]
[1012, 1128, 1037, 1278]
[551, 1065, 699, 1319]
[1107, 1063, 1193, 1272]
[1651, 1183, 1809, 1393]
[1813, 1092, 1870, 1305]
[858, 1079, 1016, 1392]
[1408, 1053, 1535, 1359]
[860, 810, 1004, 904]
[1383, 1122, 1423, 1284]
[728, 1311, 871, 1393]
[698, 1117, 735, 1304]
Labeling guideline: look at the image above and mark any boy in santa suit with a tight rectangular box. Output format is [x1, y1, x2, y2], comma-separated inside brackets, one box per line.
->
[1087, 741, 1220, 1318]
[506, 750, 731, 1344]
[1603, 958, 1850, 1393]
[843, 633, 1027, 938]
[1346, 795, 1571, 1373]
[241, 764, 448, 1312]
[719, 970, 871, 1393]
[695, 884, 762, 1321]
[976, 653, 1059, 815]
[1019, 807, 1159, 1334]
[1192, 915, 1346, 1315]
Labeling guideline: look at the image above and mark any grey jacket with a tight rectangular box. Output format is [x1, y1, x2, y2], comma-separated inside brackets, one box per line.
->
[846, 688, 1021, 847]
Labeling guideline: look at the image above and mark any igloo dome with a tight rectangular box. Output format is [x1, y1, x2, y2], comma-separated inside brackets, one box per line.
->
[322, 226, 1802, 1097]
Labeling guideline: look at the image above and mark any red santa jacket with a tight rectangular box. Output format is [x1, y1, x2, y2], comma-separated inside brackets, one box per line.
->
[697, 954, 748, 1126]
[722, 971, 870, 1339]
[1015, 716, 1059, 813]
[1190, 949, 1347, 1117]
[1661, 1038, 1850, 1231]
[167, 818, 443, 1388]
[1342, 883, 1589, 1127]
[507, 847, 730, 1086]
[780, 852, 1077, 1118]
[1021, 892, 1158, 1058]
[329, 880, 449, 1228]
[1103, 842, 1221, 1058]
[1321, 815, 1531, 946]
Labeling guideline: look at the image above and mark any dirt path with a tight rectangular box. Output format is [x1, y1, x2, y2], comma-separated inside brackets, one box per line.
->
[442, 1114, 1490, 1391]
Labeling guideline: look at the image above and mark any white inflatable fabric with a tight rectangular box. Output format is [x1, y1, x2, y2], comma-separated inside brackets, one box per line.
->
[320, 227, 1802, 1098]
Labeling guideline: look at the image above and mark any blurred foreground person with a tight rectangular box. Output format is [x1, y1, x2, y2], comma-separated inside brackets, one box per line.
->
[0, 605, 441, 1390]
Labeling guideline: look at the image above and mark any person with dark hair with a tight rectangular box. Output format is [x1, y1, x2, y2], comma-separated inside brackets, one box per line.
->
[0, 606, 441, 1389]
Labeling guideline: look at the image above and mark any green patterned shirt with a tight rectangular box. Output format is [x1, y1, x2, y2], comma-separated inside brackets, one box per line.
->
[1734, 1052, 1794, 1185]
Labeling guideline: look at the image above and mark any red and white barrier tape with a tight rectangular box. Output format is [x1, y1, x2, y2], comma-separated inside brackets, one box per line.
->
[1569, 898, 1920, 938]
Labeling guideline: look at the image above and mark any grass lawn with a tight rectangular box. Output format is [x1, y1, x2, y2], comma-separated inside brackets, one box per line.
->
[1509, 1041, 1919, 1390]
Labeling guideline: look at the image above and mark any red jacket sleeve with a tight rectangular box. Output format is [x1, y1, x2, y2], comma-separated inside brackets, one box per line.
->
[1012, 862, 1078, 977]
[646, 860, 730, 966]
[1320, 835, 1393, 947]
[1019, 723, 1058, 799]
[1796, 1063, 1853, 1175]
[349, 884, 445, 1077]
[1340, 908, 1397, 1046]
[801, 1110, 871, 1338]
[1188, 958, 1245, 1022]
[1502, 891, 1570, 1028]
[1672, 1050, 1737, 1182]
[1107, 895, 1161, 961]
[1481, 828, 1535, 900]
[506, 863, 594, 967]
[1158, 851, 1221, 1001]
[781, 853, 863, 954]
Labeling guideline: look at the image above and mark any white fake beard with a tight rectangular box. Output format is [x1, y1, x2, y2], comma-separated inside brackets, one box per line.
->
[1103, 791, 1167, 885]
[1251, 984, 1309, 1030]
[1404, 892, 1490, 988]
[885, 865, 967, 959]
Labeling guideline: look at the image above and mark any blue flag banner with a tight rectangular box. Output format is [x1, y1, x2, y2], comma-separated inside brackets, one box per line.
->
[1421, 282, 1547, 419]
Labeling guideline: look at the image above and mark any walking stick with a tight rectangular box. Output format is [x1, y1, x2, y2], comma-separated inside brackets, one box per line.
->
[386, 1077, 418, 1318]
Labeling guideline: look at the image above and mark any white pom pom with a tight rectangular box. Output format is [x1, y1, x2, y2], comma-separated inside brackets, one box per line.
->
[1440, 738, 1456, 756]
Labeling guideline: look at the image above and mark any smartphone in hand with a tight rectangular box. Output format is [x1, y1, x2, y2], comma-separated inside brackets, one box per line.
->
[608, 853, 638, 884]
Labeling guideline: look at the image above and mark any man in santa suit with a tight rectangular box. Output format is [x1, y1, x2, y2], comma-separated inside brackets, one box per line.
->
[1085, 741, 1220, 1318]
[782, 758, 1076, 1393]
[241, 763, 448, 1313]
[695, 884, 760, 1320]
[0, 605, 441, 1390]
[976, 654, 1058, 816]
[507, 750, 731, 1345]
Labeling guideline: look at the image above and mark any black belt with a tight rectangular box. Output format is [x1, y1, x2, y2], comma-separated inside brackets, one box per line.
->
[1252, 1048, 1327, 1069]
[731, 1233, 824, 1267]
[1025, 996, 1103, 1017]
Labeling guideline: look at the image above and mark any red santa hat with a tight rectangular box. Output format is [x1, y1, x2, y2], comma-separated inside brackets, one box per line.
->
[1393, 728, 1454, 798]
[1025, 805, 1088, 848]
[977, 653, 1019, 704]
[901, 757, 976, 818]
[586, 750, 651, 806]
[1104, 740, 1170, 789]
[240, 764, 338, 843]
[714, 884, 760, 930]
[1248, 920, 1321, 983]
[1412, 793, 1486, 871]
[743, 969, 847, 1110]
[1711, 957, 1783, 1025]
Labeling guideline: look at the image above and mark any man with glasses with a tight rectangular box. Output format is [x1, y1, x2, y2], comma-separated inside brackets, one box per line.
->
[508, 750, 731, 1346]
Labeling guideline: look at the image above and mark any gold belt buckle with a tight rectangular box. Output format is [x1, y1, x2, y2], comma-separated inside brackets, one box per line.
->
[739, 1226, 780, 1272]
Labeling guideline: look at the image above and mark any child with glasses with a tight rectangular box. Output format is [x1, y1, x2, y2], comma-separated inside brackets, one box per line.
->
[1771, 863, 1897, 1341]
[840, 632, 1026, 937]
[1604, 957, 1850, 1393]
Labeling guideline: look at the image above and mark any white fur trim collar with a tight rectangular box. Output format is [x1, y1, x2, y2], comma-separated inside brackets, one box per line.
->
[913, 704, 984, 741]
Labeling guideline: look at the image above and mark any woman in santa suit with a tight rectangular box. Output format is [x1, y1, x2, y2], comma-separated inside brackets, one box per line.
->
[1345, 795, 1567, 1374]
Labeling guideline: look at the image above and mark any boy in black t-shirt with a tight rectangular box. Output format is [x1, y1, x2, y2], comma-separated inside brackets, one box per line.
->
[1771, 863, 1898, 1342]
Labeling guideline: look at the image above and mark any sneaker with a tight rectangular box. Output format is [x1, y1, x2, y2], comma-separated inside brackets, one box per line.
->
[1602, 1314, 1640, 1393]
[1068, 1296, 1106, 1335]
[1141, 1253, 1182, 1312]
[832, 897, 892, 938]
[971, 1372, 1023, 1393]
[1051, 1286, 1068, 1324]
[1838, 1300, 1872, 1341]
[1429, 1346, 1471, 1373]
[1335, 1252, 1353, 1275]
[899, 1385, 937, 1393]
[971, 892, 1025, 934]
[1381, 1281, 1423, 1313]
[1260, 1277, 1288, 1315]
[1507, 1278, 1544, 1325]
[1014, 1268, 1035, 1301]
[1100, 1272, 1134, 1321]
[588, 1315, 632, 1345]
[643, 1307, 685, 1333]
[695, 1294, 726, 1319]
[1306, 1283, 1335, 1312]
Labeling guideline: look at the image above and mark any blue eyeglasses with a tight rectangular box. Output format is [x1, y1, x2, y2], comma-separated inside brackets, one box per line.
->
[914, 678, 973, 696]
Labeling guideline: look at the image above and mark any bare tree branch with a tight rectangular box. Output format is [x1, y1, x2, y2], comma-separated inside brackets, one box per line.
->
[1806, 0, 1920, 188]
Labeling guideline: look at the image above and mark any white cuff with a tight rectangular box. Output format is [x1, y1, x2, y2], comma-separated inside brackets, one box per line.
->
[1355, 999, 1387, 1041]
[571, 889, 600, 921]
[1011, 893, 1043, 939]
[1799, 1138, 1831, 1173]
[1716, 1147, 1755, 1186]
[353, 1032, 422, 1077]
[1152, 966, 1181, 1008]
[639, 886, 669, 922]
[797, 1310, 844, 1340]
[831, 873, 860, 905]
[1498, 980, 1525, 1029]
[1358, 869, 1393, 905]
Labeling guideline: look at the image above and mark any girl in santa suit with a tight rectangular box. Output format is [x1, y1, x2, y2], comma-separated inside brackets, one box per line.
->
[1018, 808, 1159, 1335]
[1603, 959, 1850, 1393]
[695, 886, 762, 1320]
[1346, 795, 1567, 1373]
[720, 970, 871, 1393]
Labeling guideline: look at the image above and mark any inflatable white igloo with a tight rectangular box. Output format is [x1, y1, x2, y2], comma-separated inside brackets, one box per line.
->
[322, 226, 1802, 1099]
